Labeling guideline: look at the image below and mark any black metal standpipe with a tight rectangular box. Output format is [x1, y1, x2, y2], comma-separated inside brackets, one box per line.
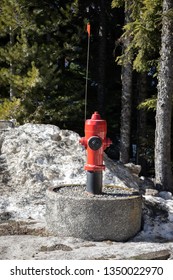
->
[86, 171, 103, 194]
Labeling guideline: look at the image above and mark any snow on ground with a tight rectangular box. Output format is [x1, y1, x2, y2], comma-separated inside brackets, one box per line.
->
[134, 193, 173, 241]
[0, 124, 173, 259]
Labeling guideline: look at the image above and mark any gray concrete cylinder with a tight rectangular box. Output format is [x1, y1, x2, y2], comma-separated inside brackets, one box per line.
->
[46, 185, 142, 241]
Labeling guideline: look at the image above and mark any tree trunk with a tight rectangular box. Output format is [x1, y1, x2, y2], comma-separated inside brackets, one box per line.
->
[136, 73, 147, 164]
[155, 0, 173, 192]
[119, 1, 133, 163]
[97, 0, 106, 116]
[120, 63, 132, 163]
[9, 26, 15, 99]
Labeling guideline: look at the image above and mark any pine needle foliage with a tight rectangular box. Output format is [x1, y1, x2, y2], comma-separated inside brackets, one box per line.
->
[0, 0, 39, 97]
[0, 0, 85, 130]
[137, 96, 157, 111]
[112, 0, 162, 72]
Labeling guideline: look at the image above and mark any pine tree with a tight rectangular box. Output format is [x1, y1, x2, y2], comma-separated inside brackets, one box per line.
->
[112, 0, 162, 72]
[20, 0, 85, 128]
[0, 0, 40, 120]
[155, 0, 173, 192]
[112, 0, 162, 165]
[0, 0, 86, 131]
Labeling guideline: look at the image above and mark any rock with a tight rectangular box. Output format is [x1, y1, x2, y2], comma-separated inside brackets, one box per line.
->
[104, 154, 139, 190]
[144, 188, 158, 196]
[138, 177, 156, 196]
[0, 229, 172, 259]
[158, 191, 173, 200]
[134, 195, 173, 242]
[0, 212, 11, 221]
[0, 123, 140, 220]
[124, 162, 141, 176]
[129, 249, 171, 260]
[0, 120, 14, 130]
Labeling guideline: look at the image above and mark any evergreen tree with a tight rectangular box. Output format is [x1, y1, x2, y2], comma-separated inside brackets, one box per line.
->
[0, 0, 39, 120]
[112, 0, 162, 165]
[155, 0, 173, 192]
[0, 0, 86, 132]
[112, 0, 162, 72]
[21, 0, 85, 130]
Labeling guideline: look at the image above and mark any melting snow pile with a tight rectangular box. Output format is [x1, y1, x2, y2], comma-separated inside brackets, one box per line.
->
[0, 123, 173, 242]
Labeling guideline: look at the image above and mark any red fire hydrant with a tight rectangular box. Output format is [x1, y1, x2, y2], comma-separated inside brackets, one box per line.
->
[80, 112, 112, 194]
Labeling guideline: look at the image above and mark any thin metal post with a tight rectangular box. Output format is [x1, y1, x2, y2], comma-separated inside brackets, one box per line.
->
[84, 24, 90, 121]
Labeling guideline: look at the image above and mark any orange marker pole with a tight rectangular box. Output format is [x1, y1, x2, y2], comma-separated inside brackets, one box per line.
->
[85, 23, 91, 121]
[87, 23, 90, 37]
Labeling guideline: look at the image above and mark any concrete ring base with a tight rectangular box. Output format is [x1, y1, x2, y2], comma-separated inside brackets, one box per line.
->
[46, 185, 142, 241]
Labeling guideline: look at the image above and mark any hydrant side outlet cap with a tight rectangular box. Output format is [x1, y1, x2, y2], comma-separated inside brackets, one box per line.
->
[88, 136, 102, 151]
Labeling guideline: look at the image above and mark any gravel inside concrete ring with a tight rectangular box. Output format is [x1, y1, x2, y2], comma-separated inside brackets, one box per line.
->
[54, 185, 140, 200]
